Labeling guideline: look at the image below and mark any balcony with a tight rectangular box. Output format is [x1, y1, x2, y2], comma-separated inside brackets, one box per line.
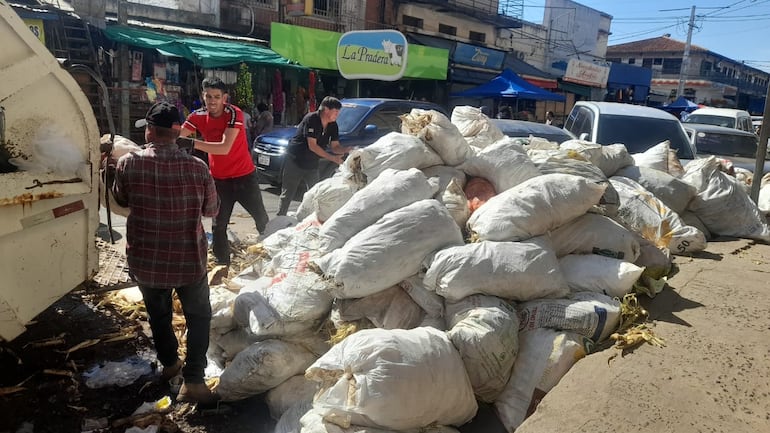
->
[650, 69, 768, 96]
[405, 0, 522, 28]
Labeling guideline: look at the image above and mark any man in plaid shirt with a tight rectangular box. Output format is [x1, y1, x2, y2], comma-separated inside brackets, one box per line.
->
[113, 102, 219, 404]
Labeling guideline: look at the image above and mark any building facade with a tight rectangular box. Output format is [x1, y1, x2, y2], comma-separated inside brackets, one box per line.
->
[606, 36, 769, 113]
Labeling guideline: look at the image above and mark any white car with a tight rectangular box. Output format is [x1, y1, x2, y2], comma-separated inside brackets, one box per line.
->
[563, 101, 696, 161]
[683, 107, 755, 134]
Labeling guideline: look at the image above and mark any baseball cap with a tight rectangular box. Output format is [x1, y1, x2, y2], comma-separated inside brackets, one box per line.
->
[135, 102, 181, 129]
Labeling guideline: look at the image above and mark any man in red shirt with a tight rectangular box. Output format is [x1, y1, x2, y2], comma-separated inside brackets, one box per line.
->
[180, 76, 269, 265]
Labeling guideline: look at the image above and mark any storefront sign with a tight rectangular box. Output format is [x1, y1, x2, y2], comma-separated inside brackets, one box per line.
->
[453, 42, 504, 70]
[271, 23, 447, 80]
[337, 30, 408, 81]
[563, 58, 609, 88]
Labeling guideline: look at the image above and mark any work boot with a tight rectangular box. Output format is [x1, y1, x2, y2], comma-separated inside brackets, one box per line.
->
[159, 359, 183, 382]
[177, 382, 218, 405]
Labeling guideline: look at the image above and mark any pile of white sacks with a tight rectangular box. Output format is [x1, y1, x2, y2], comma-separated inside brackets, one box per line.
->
[205, 106, 770, 433]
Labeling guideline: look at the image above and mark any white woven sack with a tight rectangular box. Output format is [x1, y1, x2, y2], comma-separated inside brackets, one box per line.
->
[299, 408, 461, 433]
[548, 213, 640, 261]
[401, 109, 473, 166]
[209, 285, 238, 332]
[334, 285, 424, 330]
[100, 134, 141, 217]
[610, 176, 708, 254]
[559, 140, 634, 177]
[216, 339, 319, 401]
[631, 140, 670, 173]
[296, 174, 358, 222]
[422, 237, 568, 302]
[450, 105, 505, 149]
[759, 183, 770, 215]
[318, 168, 437, 252]
[212, 328, 259, 361]
[398, 274, 445, 319]
[275, 400, 313, 433]
[306, 327, 478, 430]
[458, 137, 541, 193]
[559, 254, 644, 298]
[233, 271, 333, 338]
[441, 177, 471, 228]
[421, 165, 467, 194]
[445, 294, 519, 403]
[266, 375, 318, 421]
[682, 156, 770, 242]
[313, 199, 464, 299]
[614, 165, 697, 215]
[494, 329, 589, 432]
[533, 151, 619, 217]
[516, 291, 621, 343]
[339, 132, 444, 187]
[467, 173, 607, 242]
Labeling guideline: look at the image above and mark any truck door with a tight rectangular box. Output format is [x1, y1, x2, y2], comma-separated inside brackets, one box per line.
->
[0, 2, 100, 341]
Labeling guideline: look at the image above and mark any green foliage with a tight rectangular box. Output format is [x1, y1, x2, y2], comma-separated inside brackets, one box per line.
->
[234, 63, 253, 110]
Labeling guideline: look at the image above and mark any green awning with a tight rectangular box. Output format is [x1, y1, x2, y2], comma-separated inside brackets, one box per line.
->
[103, 25, 307, 70]
[558, 80, 592, 98]
[270, 23, 448, 80]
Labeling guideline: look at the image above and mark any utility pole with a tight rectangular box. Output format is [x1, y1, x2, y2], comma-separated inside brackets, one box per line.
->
[676, 5, 696, 98]
[117, 1, 129, 135]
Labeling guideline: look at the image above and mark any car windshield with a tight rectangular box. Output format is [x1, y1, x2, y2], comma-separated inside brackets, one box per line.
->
[596, 114, 694, 159]
[693, 131, 759, 159]
[336, 105, 370, 134]
[684, 114, 736, 129]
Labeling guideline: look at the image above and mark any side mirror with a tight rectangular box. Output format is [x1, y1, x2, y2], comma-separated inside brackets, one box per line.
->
[363, 124, 378, 135]
[579, 132, 589, 141]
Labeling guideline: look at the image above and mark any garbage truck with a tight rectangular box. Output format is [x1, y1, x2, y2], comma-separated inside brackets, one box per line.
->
[0, 1, 122, 341]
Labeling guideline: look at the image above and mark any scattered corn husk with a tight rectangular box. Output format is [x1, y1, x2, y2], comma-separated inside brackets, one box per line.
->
[43, 369, 74, 378]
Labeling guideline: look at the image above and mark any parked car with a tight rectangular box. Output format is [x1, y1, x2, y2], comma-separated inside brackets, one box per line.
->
[253, 98, 448, 184]
[683, 107, 755, 134]
[563, 101, 696, 160]
[684, 123, 770, 174]
[491, 119, 576, 144]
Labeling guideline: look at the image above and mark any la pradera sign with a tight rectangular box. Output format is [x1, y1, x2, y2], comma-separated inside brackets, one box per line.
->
[337, 30, 408, 81]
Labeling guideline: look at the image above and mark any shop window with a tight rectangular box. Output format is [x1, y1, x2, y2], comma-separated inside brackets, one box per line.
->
[628, 58, 635, 65]
[662, 58, 682, 75]
[607, 58, 621, 63]
[313, 0, 339, 18]
[653, 58, 663, 65]
[403, 15, 423, 28]
[438, 24, 457, 36]
[469, 31, 485, 43]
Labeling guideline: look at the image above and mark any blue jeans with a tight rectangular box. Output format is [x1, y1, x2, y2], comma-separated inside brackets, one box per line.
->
[139, 276, 211, 384]
[212, 170, 269, 264]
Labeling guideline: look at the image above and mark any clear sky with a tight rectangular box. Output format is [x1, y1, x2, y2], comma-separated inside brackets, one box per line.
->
[521, 0, 770, 73]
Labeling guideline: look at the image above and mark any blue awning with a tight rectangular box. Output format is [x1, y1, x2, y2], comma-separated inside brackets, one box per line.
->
[450, 68, 565, 101]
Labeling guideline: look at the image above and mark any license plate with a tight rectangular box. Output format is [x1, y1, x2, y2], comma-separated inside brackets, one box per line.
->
[257, 154, 270, 166]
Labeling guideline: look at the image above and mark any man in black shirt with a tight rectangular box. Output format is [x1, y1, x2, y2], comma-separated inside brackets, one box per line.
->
[278, 96, 349, 216]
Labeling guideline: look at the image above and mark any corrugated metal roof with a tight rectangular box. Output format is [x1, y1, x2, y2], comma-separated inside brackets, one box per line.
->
[606, 36, 708, 55]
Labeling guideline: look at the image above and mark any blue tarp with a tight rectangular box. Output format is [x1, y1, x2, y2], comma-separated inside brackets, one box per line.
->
[450, 68, 565, 101]
[664, 96, 699, 112]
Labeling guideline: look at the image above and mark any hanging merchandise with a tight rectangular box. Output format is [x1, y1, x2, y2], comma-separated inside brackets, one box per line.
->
[130, 51, 143, 82]
[273, 69, 284, 124]
[308, 70, 316, 112]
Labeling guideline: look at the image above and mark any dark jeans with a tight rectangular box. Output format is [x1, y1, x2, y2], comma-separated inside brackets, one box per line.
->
[278, 156, 319, 216]
[139, 276, 211, 384]
[213, 170, 269, 264]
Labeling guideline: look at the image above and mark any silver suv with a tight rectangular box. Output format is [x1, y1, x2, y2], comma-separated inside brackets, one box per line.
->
[563, 101, 696, 160]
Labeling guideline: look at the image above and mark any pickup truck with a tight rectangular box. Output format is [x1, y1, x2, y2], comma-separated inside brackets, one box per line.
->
[0, 3, 119, 341]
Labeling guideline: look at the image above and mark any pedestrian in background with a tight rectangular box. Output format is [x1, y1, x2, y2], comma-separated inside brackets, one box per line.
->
[278, 96, 349, 216]
[253, 102, 274, 144]
[179, 76, 269, 266]
[112, 102, 219, 404]
[545, 111, 555, 125]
